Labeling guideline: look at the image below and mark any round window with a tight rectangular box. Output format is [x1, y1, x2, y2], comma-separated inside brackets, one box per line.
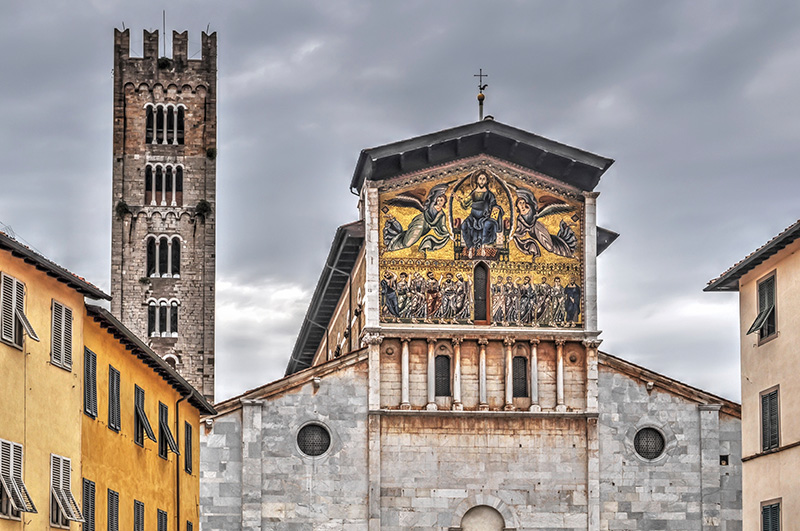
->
[297, 424, 331, 457]
[634, 427, 665, 460]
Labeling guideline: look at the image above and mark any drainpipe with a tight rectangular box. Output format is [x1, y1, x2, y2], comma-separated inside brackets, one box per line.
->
[175, 393, 188, 530]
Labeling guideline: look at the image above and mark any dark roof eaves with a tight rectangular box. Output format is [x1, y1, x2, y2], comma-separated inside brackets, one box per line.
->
[350, 120, 614, 191]
[0, 232, 110, 300]
[705, 220, 800, 292]
[85, 304, 216, 415]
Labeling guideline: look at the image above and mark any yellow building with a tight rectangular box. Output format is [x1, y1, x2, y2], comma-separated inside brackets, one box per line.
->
[0, 231, 214, 530]
[706, 219, 800, 531]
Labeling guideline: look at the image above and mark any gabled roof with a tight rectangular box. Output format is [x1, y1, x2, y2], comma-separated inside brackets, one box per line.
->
[0, 231, 110, 300]
[85, 305, 216, 415]
[351, 119, 614, 193]
[705, 219, 800, 292]
[599, 351, 740, 418]
[285, 221, 365, 376]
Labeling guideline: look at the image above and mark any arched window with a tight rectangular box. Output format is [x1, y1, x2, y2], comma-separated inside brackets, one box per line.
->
[145, 106, 154, 143]
[166, 107, 175, 144]
[154, 166, 164, 205]
[171, 239, 180, 277]
[177, 106, 185, 144]
[165, 166, 173, 205]
[147, 300, 180, 337]
[512, 356, 528, 397]
[435, 355, 450, 396]
[146, 238, 156, 277]
[155, 105, 165, 144]
[158, 237, 169, 276]
[164, 356, 177, 369]
[145, 166, 153, 204]
[474, 263, 489, 323]
[175, 167, 183, 206]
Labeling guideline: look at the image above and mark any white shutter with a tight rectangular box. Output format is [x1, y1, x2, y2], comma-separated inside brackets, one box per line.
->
[63, 305, 73, 369]
[0, 440, 22, 511]
[60, 456, 83, 522]
[51, 454, 71, 519]
[51, 301, 64, 366]
[1, 274, 15, 342]
[11, 443, 36, 513]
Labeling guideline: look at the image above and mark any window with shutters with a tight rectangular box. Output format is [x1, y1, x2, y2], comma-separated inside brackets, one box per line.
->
[107, 489, 119, 531]
[434, 355, 451, 396]
[761, 388, 779, 452]
[186, 521, 193, 531]
[84, 348, 98, 418]
[1, 272, 38, 349]
[158, 402, 180, 460]
[762, 501, 780, 531]
[82, 479, 95, 531]
[51, 300, 73, 370]
[135, 385, 157, 447]
[108, 366, 121, 432]
[512, 356, 528, 397]
[473, 263, 489, 323]
[50, 454, 84, 527]
[0, 439, 36, 518]
[184, 422, 193, 474]
[133, 500, 144, 531]
[157, 508, 168, 531]
[748, 274, 777, 342]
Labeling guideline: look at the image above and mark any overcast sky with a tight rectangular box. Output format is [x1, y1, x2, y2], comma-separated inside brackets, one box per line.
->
[3, 1, 799, 402]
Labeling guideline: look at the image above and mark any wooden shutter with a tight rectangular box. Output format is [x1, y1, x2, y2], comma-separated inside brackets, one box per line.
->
[60, 456, 83, 522]
[10, 443, 35, 513]
[184, 422, 193, 474]
[158, 508, 168, 531]
[109, 367, 121, 431]
[135, 386, 157, 442]
[63, 306, 73, 368]
[85, 348, 98, 418]
[1, 273, 16, 343]
[107, 489, 119, 531]
[768, 391, 779, 449]
[159, 403, 180, 456]
[134, 500, 144, 531]
[51, 454, 70, 519]
[0, 440, 22, 512]
[51, 301, 72, 368]
[82, 479, 95, 531]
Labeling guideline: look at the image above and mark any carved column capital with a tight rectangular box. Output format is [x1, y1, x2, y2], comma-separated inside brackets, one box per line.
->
[582, 339, 602, 350]
[555, 338, 566, 347]
[427, 337, 437, 345]
[362, 333, 384, 346]
[529, 339, 540, 346]
[478, 338, 489, 346]
[400, 337, 411, 344]
[451, 337, 463, 346]
[503, 337, 516, 347]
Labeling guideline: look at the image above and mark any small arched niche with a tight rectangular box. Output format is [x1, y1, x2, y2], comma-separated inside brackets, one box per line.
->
[457, 505, 506, 531]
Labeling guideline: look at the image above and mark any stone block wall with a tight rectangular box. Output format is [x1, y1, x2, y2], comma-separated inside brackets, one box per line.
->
[597, 366, 743, 530]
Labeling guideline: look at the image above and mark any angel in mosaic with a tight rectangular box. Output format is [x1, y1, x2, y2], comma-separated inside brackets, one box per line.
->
[512, 189, 578, 261]
[383, 184, 452, 253]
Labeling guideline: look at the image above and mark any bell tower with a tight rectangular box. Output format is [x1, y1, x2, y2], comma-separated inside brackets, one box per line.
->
[110, 28, 217, 401]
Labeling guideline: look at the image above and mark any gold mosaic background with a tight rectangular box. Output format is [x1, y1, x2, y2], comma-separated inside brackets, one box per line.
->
[378, 163, 585, 328]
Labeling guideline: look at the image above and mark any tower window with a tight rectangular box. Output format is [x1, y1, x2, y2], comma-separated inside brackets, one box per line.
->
[146, 235, 181, 278]
[145, 164, 183, 206]
[147, 300, 180, 337]
[435, 355, 451, 396]
[145, 104, 185, 146]
[512, 356, 528, 397]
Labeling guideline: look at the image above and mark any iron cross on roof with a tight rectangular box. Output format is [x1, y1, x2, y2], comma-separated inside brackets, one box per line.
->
[474, 69, 488, 120]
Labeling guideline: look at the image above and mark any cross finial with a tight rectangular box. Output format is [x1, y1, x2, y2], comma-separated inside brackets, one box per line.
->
[474, 68, 488, 120]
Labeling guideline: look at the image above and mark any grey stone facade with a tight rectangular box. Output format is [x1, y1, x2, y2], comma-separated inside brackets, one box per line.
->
[110, 28, 216, 400]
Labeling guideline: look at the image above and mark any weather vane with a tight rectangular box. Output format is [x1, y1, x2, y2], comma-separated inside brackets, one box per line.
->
[474, 68, 488, 120]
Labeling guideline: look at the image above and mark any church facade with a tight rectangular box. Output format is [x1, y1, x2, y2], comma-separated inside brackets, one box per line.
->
[200, 119, 742, 530]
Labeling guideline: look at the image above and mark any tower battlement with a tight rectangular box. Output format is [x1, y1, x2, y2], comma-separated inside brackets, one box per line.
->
[114, 28, 217, 75]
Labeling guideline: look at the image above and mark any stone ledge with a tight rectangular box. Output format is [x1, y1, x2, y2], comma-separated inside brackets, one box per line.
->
[371, 409, 598, 419]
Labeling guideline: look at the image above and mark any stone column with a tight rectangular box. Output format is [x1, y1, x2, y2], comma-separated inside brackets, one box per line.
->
[452, 337, 463, 411]
[529, 339, 540, 412]
[362, 333, 383, 531]
[699, 404, 722, 531]
[426, 338, 437, 410]
[400, 338, 411, 410]
[555, 339, 566, 412]
[240, 399, 262, 531]
[583, 340, 601, 414]
[503, 337, 515, 411]
[478, 338, 489, 411]
[584, 192, 599, 332]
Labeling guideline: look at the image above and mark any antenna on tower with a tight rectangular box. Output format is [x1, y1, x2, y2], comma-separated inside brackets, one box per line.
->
[162, 10, 166, 57]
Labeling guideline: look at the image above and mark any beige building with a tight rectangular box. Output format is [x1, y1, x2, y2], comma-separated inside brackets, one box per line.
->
[706, 219, 800, 531]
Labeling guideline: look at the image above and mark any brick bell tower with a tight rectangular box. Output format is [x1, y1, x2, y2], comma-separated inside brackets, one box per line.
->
[110, 28, 217, 401]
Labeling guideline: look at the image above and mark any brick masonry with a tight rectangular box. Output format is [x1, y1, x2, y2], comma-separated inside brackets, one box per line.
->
[110, 29, 216, 401]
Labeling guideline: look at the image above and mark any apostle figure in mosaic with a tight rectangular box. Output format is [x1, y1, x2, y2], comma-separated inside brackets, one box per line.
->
[381, 271, 400, 321]
[454, 273, 471, 320]
[550, 276, 567, 326]
[458, 171, 504, 256]
[408, 272, 427, 321]
[518, 276, 534, 325]
[383, 183, 452, 253]
[434, 273, 458, 321]
[491, 276, 505, 324]
[396, 272, 410, 318]
[534, 276, 552, 325]
[503, 276, 518, 325]
[425, 271, 442, 322]
[565, 277, 581, 327]
[512, 189, 578, 261]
